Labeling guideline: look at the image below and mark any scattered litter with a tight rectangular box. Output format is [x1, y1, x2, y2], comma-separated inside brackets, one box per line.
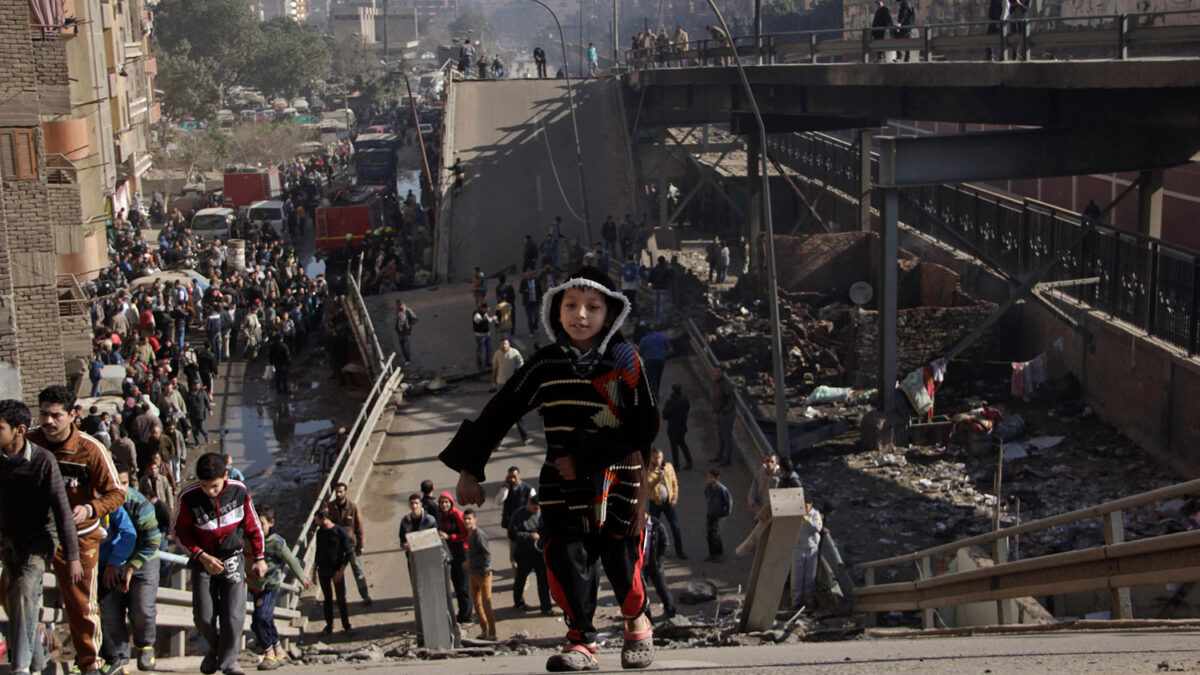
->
[1002, 443, 1028, 461]
[1026, 436, 1066, 450]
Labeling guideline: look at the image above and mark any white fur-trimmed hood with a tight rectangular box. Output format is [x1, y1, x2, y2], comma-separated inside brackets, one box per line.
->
[540, 275, 631, 356]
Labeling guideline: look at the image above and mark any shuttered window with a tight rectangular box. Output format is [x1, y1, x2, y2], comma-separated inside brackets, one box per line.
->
[0, 129, 38, 180]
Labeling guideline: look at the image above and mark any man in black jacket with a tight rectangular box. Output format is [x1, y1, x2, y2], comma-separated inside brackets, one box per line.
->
[508, 497, 552, 614]
[517, 272, 543, 336]
[267, 334, 291, 396]
[871, 0, 894, 62]
[641, 513, 676, 621]
[314, 509, 353, 635]
[661, 384, 693, 469]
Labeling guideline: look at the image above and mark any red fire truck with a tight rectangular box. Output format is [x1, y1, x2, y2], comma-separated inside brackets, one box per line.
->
[222, 166, 282, 209]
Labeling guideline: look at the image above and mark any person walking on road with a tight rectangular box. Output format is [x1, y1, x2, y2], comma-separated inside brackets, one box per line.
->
[519, 272, 543, 336]
[185, 380, 211, 446]
[394, 299, 418, 365]
[268, 334, 291, 396]
[313, 509, 353, 635]
[472, 267, 488, 307]
[439, 266, 660, 671]
[326, 482, 372, 606]
[249, 505, 308, 671]
[491, 340, 530, 443]
[647, 256, 673, 326]
[30, 385, 125, 675]
[646, 449, 686, 559]
[748, 453, 780, 522]
[661, 384, 693, 469]
[174, 452, 267, 675]
[704, 469, 732, 562]
[101, 462, 163, 674]
[637, 328, 671, 400]
[398, 493, 438, 571]
[710, 366, 736, 466]
[0, 398, 80, 675]
[586, 42, 599, 76]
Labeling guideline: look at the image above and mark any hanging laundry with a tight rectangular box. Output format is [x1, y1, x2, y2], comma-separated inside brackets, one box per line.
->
[1011, 352, 1049, 400]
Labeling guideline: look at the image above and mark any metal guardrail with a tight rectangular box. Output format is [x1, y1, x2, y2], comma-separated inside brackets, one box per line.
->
[766, 130, 1200, 357]
[56, 272, 89, 318]
[292, 352, 402, 578]
[682, 317, 775, 466]
[625, 8, 1200, 67]
[853, 477, 1200, 626]
[344, 266, 388, 379]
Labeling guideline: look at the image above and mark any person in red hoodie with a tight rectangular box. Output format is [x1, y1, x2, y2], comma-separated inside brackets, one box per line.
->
[436, 491, 473, 624]
[174, 452, 266, 675]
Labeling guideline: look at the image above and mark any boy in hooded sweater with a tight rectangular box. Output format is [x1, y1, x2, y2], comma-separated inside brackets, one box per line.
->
[441, 266, 659, 671]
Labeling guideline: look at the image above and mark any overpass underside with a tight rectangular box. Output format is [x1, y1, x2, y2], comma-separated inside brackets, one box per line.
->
[618, 59, 1200, 471]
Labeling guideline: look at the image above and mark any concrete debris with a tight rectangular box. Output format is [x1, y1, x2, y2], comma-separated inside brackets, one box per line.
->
[680, 578, 719, 604]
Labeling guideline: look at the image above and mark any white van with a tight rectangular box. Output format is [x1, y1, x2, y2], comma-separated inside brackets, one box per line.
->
[190, 207, 235, 238]
[292, 97, 310, 112]
[246, 200, 286, 231]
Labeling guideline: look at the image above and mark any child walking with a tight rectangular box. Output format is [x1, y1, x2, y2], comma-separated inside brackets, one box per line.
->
[441, 266, 660, 671]
[249, 506, 309, 670]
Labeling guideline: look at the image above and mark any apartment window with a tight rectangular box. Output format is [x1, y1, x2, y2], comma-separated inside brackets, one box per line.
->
[0, 129, 38, 180]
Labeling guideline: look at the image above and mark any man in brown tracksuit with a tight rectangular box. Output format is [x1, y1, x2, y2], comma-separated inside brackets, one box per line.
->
[326, 481, 372, 605]
[29, 385, 125, 674]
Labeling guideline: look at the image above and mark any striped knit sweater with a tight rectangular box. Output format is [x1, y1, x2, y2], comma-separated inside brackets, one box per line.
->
[440, 339, 659, 538]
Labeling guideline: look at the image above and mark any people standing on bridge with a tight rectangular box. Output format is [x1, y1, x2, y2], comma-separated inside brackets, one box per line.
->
[495, 273, 516, 309]
[704, 469, 732, 562]
[268, 333, 292, 397]
[473, 303, 496, 371]
[522, 234, 540, 272]
[549, 216, 564, 266]
[705, 25, 731, 66]
[100, 460, 163, 675]
[314, 509, 354, 635]
[462, 508, 495, 640]
[440, 265, 660, 671]
[419, 479, 439, 519]
[248, 505, 309, 671]
[710, 366, 736, 466]
[460, 39, 476, 77]
[495, 298, 515, 342]
[472, 266, 488, 307]
[491, 340, 530, 443]
[601, 216, 618, 257]
[587, 42, 599, 77]
[986, 0, 1009, 61]
[638, 327, 671, 399]
[618, 214, 637, 260]
[661, 383, 693, 470]
[894, 0, 916, 62]
[327, 482, 373, 606]
[646, 449, 686, 560]
[871, 0, 895, 63]
[436, 492, 474, 625]
[533, 46, 548, 78]
[174, 452, 267, 675]
[477, 53, 489, 79]
[620, 255, 645, 310]
[791, 497, 823, 612]
[31, 385, 125, 675]
[508, 496, 553, 614]
[0, 398, 80, 675]
[672, 26, 690, 66]
[398, 493, 438, 567]
[641, 512, 677, 621]
[394, 298, 418, 365]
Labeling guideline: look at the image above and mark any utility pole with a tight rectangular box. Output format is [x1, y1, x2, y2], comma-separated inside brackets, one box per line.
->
[612, 0, 618, 65]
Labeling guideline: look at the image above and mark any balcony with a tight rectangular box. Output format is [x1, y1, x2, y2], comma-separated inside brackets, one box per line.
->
[33, 39, 71, 115]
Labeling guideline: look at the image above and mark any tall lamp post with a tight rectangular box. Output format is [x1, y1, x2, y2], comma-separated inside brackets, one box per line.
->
[528, 0, 592, 243]
[705, 0, 791, 457]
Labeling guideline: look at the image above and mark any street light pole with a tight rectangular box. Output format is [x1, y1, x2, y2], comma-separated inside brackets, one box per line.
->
[612, 0, 618, 65]
[705, 0, 790, 458]
[528, 0, 592, 243]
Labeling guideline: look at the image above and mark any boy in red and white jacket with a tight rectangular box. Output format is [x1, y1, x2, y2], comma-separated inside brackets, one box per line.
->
[175, 452, 266, 675]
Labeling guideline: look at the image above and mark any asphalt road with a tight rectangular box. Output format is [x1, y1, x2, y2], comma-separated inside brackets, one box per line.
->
[154, 627, 1200, 673]
[446, 78, 638, 281]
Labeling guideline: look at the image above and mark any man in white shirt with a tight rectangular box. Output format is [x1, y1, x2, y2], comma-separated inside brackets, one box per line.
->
[490, 339, 530, 444]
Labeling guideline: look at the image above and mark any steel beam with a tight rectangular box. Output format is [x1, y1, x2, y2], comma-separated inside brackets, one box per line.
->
[877, 129, 1200, 187]
[858, 129, 873, 233]
[730, 113, 882, 134]
[876, 144, 899, 413]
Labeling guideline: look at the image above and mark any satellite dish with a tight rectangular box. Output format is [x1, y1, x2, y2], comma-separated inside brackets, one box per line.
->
[849, 281, 873, 306]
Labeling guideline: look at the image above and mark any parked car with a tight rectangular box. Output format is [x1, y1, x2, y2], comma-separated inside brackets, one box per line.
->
[292, 97, 310, 112]
[190, 207, 235, 238]
[310, 97, 326, 113]
[246, 200, 286, 231]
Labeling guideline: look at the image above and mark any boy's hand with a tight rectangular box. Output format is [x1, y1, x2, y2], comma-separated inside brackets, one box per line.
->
[67, 560, 83, 584]
[199, 552, 224, 575]
[251, 560, 267, 580]
[554, 456, 577, 481]
[456, 471, 486, 506]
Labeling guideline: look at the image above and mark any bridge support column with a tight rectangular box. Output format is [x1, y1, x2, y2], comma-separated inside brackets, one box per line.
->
[1104, 511, 1134, 619]
[748, 132, 762, 279]
[876, 142, 899, 413]
[858, 129, 873, 233]
[1137, 170, 1163, 332]
[738, 488, 806, 632]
